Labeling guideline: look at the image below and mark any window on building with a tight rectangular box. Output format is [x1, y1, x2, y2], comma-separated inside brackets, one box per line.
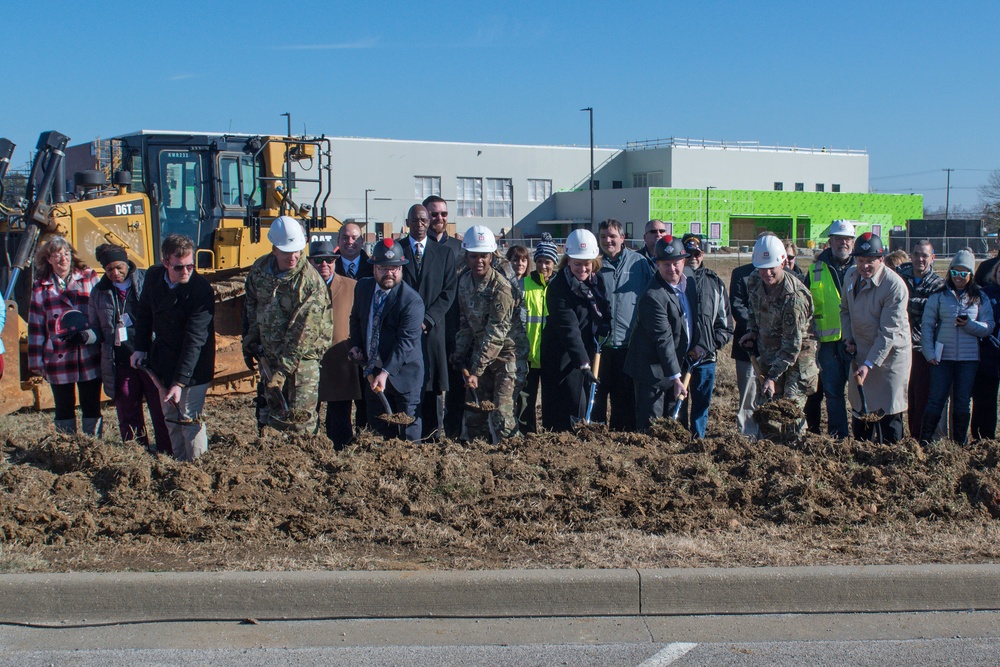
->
[795, 182, 804, 192]
[872, 224, 882, 237]
[527, 178, 552, 202]
[663, 222, 673, 236]
[414, 176, 441, 200]
[690, 222, 702, 235]
[612, 180, 623, 189]
[815, 183, 825, 192]
[710, 222, 722, 239]
[632, 171, 663, 188]
[485, 178, 512, 217]
[456, 177, 482, 217]
[774, 182, 783, 191]
[591, 179, 600, 190]
[832, 183, 841, 193]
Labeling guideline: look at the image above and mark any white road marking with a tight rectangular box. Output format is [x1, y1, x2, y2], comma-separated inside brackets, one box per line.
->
[636, 642, 699, 666]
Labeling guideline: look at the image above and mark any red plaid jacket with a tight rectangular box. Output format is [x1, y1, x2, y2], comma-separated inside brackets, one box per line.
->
[28, 268, 101, 385]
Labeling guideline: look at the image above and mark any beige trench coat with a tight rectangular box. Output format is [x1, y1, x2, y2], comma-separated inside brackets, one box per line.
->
[839, 264, 912, 416]
[318, 271, 362, 402]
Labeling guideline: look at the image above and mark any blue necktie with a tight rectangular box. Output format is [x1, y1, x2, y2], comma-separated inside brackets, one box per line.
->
[365, 290, 387, 376]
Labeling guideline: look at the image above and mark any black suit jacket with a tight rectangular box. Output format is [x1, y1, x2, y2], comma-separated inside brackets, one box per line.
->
[349, 278, 425, 396]
[399, 235, 457, 391]
[335, 251, 374, 280]
[624, 272, 701, 386]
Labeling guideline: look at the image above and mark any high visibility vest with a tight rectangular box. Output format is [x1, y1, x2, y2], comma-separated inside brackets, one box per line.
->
[810, 261, 843, 342]
[523, 274, 548, 368]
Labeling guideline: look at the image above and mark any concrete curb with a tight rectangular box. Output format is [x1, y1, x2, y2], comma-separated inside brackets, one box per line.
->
[1, 565, 999, 624]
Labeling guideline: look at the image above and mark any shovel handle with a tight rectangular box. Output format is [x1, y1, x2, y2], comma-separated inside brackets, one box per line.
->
[591, 351, 602, 378]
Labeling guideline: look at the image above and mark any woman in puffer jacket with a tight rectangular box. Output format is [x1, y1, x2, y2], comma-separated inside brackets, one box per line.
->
[87, 243, 170, 453]
[920, 249, 994, 445]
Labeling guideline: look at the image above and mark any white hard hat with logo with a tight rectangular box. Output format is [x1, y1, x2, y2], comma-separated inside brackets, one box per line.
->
[267, 215, 307, 252]
[752, 235, 787, 269]
[827, 220, 857, 237]
[461, 225, 498, 253]
[565, 229, 599, 260]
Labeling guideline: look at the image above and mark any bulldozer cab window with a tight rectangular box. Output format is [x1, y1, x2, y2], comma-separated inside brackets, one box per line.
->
[158, 151, 203, 244]
[220, 154, 261, 209]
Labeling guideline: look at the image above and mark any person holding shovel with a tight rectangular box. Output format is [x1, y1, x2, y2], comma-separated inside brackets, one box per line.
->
[348, 238, 425, 442]
[839, 232, 911, 443]
[625, 236, 701, 430]
[738, 235, 818, 434]
[452, 226, 519, 441]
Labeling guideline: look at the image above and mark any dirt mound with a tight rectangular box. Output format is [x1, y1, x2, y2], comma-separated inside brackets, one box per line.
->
[4, 392, 1000, 569]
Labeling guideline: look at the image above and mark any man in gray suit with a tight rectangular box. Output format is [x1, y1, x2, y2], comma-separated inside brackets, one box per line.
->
[349, 238, 425, 441]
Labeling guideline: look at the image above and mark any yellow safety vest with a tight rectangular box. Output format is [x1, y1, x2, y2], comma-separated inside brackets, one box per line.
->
[523, 274, 548, 369]
[810, 261, 843, 342]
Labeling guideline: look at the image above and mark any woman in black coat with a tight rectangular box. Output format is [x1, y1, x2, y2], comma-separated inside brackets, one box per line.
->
[540, 230, 610, 431]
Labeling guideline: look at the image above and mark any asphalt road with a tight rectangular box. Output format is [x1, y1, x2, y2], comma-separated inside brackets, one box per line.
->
[3, 612, 999, 666]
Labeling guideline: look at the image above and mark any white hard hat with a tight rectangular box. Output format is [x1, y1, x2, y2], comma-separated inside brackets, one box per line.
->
[565, 228, 599, 260]
[268, 216, 307, 252]
[828, 220, 857, 237]
[752, 235, 787, 269]
[461, 225, 498, 253]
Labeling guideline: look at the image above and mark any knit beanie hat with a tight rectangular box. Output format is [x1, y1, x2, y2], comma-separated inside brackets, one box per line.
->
[95, 244, 128, 267]
[950, 248, 976, 273]
[534, 233, 559, 263]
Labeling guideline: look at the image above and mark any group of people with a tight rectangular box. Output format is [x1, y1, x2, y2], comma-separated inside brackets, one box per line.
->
[28, 234, 214, 461]
[25, 204, 1000, 453]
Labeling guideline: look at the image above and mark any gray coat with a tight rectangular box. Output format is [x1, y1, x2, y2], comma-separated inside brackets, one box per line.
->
[88, 265, 146, 399]
[921, 287, 993, 362]
[839, 265, 911, 415]
[597, 247, 653, 348]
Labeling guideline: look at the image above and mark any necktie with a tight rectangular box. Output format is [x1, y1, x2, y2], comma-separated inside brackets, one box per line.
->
[414, 242, 423, 269]
[347, 261, 356, 279]
[365, 290, 387, 376]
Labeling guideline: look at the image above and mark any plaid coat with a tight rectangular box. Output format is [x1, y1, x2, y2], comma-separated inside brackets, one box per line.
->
[28, 268, 101, 385]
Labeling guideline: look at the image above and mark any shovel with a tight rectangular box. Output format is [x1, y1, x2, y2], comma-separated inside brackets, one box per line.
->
[571, 340, 606, 427]
[137, 360, 202, 425]
[369, 375, 415, 437]
[852, 362, 885, 443]
[669, 356, 707, 421]
[258, 356, 289, 413]
[462, 369, 495, 413]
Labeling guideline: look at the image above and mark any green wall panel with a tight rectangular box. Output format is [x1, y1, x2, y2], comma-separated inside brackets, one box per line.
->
[647, 188, 923, 246]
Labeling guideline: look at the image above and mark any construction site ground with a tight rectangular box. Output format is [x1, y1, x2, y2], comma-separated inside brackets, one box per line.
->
[2, 256, 1000, 573]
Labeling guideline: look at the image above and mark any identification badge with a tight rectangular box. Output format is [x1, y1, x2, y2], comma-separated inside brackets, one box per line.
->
[115, 324, 128, 345]
[121, 313, 133, 327]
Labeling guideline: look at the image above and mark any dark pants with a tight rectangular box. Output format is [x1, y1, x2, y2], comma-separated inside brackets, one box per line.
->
[592, 347, 637, 431]
[804, 375, 824, 434]
[923, 360, 978, 444]
[325, 399, 354, 449]
[443, 366, 466, 439]
[366, 383, 421, 442]
[51, 377, 102, 420]
[115, 363, 171, 453]
[420, 391, 445, 440]
[971, 370, 1000, 440]
[541, 366, 588, 432]
[908, 350, 933, 439]
[520, 367, 541, 433]
[852, 412, 905, 444]
[818, 341, 852, 438]
[634, 379, 683, 431]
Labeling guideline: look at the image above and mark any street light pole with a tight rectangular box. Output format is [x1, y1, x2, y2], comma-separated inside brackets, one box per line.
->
[581, 107, 594, 229]
[365, 188, 375, 230]
[706, 186, 716, 236]
[943, 168, 953, 225]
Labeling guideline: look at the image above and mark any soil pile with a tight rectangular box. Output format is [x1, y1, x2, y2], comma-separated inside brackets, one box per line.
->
[3, 392, 1000, 571]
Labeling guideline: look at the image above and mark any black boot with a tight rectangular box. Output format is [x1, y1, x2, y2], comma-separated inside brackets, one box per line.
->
[919, 411, 940, 445]
[953, 412, 971, 446]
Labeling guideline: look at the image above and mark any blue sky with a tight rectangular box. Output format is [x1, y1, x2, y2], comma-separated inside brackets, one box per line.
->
[5, 0, 997, 209]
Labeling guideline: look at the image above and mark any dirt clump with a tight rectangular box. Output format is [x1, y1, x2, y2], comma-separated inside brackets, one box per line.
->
[379, 412, 416, 425]
[465, 401, 496, 413]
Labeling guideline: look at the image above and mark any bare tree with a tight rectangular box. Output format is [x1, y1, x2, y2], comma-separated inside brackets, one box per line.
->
[979, 169, 1000, 232]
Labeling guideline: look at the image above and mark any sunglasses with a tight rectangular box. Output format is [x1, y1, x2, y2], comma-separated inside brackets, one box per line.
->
[168, 263, 195, 273]
[950, 269, 971, 278]
[311, 257, 336, 264]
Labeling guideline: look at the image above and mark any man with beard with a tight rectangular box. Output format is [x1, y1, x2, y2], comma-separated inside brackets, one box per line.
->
[398, 204, 457, 440]
[349, 238, 425, 441]
[806, 220, 857, 438]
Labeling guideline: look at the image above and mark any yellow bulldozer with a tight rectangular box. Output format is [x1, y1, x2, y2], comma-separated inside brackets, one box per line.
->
[0, 129, 341, 415]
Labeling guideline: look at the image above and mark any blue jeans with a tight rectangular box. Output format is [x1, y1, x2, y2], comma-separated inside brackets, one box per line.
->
[924, 360, 978, 442]
[687, 361, 717, 438]
[817, 341, 852, 438]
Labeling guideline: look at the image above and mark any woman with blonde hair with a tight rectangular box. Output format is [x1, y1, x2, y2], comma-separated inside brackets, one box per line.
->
[27, 237, 102, 434]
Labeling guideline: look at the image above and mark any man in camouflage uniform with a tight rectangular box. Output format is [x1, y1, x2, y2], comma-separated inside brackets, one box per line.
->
[242, 216, 333, 433]
[739, 235, 818, 429]
[451, 226, 519, 441]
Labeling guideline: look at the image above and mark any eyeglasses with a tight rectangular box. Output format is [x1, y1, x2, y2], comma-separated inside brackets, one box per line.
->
[310, 257, 336, 264]
[376, 265, 402, 273]
[429, 212, 448, 218]
[168, 263, 195, 273]
[645, 229, 668, 235]
[950, 269, 971, 278]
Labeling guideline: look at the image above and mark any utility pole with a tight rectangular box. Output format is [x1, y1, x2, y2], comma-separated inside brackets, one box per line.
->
[581, 107, 594, 230]
[943, 168, 954, 224]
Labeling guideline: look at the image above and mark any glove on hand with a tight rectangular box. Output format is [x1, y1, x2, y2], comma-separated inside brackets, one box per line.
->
[243, 353, 256, 372]
[68, 329, 98, 346]
[581, 367, 599, 386]
[267, 370, 286, 393]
